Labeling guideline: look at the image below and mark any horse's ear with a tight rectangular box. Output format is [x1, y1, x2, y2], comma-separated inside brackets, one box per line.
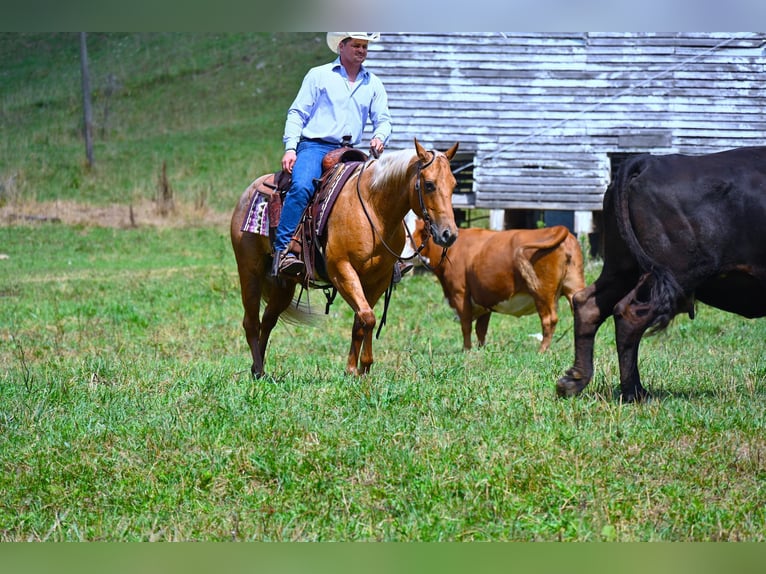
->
[414, 138, 428, 162]
[444, 142, 459, 161]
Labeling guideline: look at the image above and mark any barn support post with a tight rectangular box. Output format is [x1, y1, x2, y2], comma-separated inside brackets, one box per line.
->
[574, 211, 593, 236]
[489, 209, 505, 230]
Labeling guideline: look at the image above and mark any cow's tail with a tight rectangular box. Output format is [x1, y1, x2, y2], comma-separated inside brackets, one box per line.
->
[514, 226, 570, 294]
[612, 157, 685, 333]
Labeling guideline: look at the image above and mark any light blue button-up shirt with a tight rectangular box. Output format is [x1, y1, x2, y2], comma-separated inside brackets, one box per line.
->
[283, 58, 392, 151]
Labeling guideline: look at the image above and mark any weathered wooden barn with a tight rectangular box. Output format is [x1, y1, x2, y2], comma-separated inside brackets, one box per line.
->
[366, 32, 766, 234]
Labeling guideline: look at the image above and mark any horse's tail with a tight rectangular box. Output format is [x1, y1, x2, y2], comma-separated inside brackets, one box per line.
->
[513, 226, 571, 293]
[262, 278, 324, 326]
[612, 156, 685, 333]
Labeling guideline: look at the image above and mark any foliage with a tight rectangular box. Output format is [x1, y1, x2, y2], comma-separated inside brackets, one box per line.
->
[1, 223, 765, 541]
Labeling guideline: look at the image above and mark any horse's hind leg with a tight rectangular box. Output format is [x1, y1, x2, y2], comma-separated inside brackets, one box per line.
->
[233, 233, 294, 378]
[258, 283, 297, 372]
[237, 271, 265, 378]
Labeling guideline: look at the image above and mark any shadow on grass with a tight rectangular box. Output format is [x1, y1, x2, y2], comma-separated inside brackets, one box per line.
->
[589, 385, 766, 404]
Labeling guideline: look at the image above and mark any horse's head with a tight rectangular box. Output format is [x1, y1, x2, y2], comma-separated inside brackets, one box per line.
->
[412, 138, 460, 248]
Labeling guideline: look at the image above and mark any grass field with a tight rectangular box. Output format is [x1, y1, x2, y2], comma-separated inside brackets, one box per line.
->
[1, 222, 765, 541]
[2, 33, 766, 542]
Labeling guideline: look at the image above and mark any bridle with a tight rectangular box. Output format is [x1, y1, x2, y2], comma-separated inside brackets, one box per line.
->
[356, 149, 441, 264]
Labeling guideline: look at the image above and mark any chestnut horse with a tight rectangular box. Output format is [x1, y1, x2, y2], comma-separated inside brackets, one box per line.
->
[231, 138, 460, 378]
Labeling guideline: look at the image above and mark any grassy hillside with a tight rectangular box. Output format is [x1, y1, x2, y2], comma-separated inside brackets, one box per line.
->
[0, 33, 328, 215]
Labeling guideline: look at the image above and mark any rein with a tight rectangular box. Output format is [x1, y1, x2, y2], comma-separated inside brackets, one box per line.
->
[354, 150, 438, 339]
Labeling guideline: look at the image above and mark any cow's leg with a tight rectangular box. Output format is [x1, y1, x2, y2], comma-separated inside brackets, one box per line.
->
[556, 284, 602, 396]
[460, 317, 474, 350]
[475, 312, 491, 347]
[556, 273, 633, 397]
[535, 299, 558, 352]
[613, 316, 649, 403]
[613, 276, 660, 402]
[456, 294, 474, 350]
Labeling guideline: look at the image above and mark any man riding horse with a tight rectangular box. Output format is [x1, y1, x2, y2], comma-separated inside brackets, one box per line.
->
[273, 32, 393, 279]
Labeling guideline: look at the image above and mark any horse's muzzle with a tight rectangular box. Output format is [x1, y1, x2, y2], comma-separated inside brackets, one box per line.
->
[430, 224, 458, 248]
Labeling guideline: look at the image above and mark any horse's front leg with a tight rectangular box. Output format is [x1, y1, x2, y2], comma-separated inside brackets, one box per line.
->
[330, 259, 380, 375]
[359, 307, 376, 374]
[347, 305, 375, 375]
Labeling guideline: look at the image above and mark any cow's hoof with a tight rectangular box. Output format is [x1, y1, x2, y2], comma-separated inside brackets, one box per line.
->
[556, 376, 584, 398]
[556, 368, 591, 398]
[620, 386, 650, 404]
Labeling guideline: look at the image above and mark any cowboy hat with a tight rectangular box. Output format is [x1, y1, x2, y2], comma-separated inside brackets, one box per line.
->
[326, 32, 381, 54]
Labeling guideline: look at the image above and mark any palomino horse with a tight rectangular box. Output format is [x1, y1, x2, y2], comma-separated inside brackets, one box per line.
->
[230, 138, 460, 377]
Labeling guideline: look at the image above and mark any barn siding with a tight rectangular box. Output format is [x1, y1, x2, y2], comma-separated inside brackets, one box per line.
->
[366, 32, 766, 211]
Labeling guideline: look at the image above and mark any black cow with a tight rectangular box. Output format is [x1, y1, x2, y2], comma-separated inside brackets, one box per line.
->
[557, 146, 766, 402]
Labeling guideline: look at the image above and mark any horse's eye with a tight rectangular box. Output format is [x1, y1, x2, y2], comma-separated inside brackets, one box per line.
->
[425, 181, 436, 193]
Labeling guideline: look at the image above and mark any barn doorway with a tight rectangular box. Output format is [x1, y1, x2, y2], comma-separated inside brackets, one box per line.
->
[503, 209, 574, 233]
[450, 151, 477, 227]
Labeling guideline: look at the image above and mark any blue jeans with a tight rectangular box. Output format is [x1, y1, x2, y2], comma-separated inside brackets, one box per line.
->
[273, 139, 337, 253]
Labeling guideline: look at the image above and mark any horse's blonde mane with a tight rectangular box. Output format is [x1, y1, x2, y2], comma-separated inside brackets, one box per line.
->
[369, 148, 415, 190]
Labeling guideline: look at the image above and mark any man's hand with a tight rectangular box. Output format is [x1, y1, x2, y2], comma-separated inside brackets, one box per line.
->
[369, 137, 384, 158]
[282, 149, 297, 173]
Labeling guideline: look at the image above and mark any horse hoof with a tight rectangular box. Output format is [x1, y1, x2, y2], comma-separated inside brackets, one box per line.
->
[251, 366, 265, 379]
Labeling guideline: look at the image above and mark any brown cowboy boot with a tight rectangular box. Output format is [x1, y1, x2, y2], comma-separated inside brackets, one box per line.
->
[276, 250, 305, 278]
[393, 260, 414, 284]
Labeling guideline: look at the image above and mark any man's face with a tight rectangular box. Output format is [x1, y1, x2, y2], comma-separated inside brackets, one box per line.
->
[339, 38, 369, 66]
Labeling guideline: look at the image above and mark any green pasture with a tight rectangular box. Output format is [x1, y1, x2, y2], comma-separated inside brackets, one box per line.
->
[1, 33, 326, 212]
[1, 32, 765, 542]
[1, 223, 765, 541]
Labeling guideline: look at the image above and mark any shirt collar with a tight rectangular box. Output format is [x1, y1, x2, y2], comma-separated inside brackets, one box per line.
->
[332, 57, 368, 81]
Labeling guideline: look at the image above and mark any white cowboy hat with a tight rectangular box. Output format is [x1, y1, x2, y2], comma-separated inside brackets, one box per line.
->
[326, 32, 381, 54]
